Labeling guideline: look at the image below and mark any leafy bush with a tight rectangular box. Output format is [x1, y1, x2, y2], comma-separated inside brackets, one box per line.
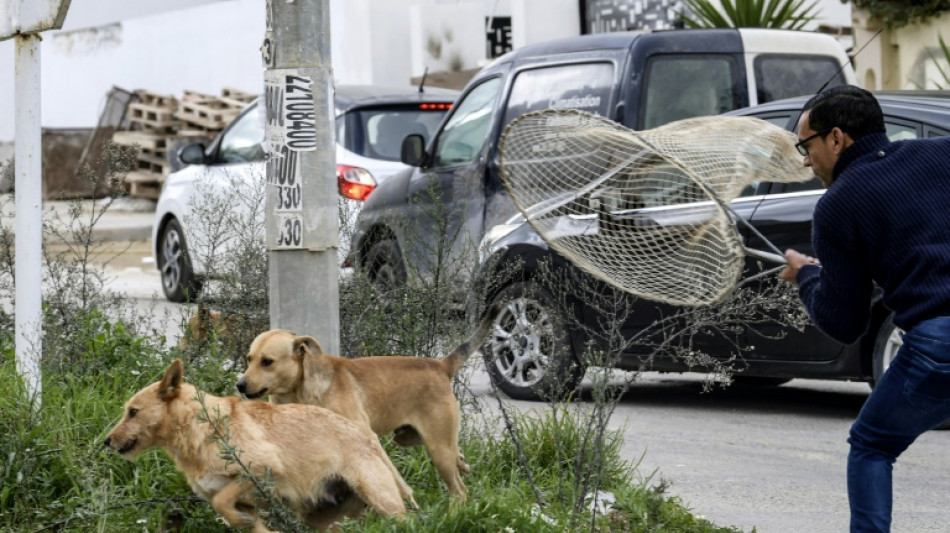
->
[847, 0, 950, 29]
[679, 0, 821, 29]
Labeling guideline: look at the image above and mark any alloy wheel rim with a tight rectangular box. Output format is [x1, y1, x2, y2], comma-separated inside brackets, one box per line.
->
[161, 229, 183, 292]
[490, 296, 554, 388]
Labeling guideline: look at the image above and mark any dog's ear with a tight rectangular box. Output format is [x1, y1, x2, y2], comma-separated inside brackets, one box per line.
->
[158, 359, 184, 401]
[293, 336, 331, 396]
[293, 336, 324, 358]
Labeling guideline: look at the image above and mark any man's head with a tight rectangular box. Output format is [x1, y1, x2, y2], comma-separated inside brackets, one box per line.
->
[796, 85, 885, 187]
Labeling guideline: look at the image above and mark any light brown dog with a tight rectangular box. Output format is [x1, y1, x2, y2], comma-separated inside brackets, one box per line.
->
[178, 303, 265, 350]
[236, 303, 502, 502]
[105, 359, 416, 532]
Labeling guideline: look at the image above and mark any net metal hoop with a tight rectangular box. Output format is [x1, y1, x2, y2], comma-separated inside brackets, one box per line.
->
[498, 109, 812, 307]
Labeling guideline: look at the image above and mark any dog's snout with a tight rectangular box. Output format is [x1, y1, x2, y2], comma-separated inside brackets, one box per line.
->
[103, 436, 111, 448]
[236, 380, 247, 395]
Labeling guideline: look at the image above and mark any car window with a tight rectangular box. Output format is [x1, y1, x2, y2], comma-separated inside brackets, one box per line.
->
[782, 117, 926, 194]
[885, 121, 918, 141]
[754, 55, 846, 103]
[432, 78, 502, 167]
[216, 105, 264, 164]
[758, 114, 795, 129]
[216, 104, 265, 164]
[641, 55, 740, 129]
[339, 106, 452, 162]
[502, 62, 614, 127]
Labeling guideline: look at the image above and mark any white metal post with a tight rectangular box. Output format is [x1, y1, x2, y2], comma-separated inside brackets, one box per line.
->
[14, 33, 43, 405]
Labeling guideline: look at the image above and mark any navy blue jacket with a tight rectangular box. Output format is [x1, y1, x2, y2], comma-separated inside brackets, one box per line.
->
[796, 132, 950, 343]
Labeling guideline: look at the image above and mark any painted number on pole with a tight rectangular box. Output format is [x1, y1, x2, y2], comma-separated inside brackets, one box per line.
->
[284, 75, 318, 151]
[276, 213, 303, 248]
[264, 70, 316, 250]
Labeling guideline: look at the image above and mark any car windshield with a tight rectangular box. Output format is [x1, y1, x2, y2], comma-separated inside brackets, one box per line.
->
[338, 106, 450, 161]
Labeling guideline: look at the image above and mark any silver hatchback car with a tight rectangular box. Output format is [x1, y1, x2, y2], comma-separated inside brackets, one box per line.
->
[152, 84, 458, 302]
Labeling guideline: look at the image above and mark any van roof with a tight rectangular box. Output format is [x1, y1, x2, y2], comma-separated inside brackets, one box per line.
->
[484, 28, 846, 73]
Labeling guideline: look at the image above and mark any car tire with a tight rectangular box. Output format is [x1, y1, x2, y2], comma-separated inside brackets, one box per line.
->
[157, 218, 203, 303]
[871, 314, 950, 430]
[366, 239, 406, 290]
[484, 281, 585, 401]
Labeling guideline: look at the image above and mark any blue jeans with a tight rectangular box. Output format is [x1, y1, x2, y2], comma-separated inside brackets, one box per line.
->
[848, 316, 950, 532]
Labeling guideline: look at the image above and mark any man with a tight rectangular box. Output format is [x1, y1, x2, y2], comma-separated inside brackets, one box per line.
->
[779, 85, 950, 532]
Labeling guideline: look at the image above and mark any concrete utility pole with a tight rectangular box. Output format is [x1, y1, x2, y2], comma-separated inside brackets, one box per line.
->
[1, 0, 73, 407]
[261, 0, 340, 353]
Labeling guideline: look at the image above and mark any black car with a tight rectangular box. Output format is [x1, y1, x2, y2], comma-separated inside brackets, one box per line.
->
[474, 91, 950, 400]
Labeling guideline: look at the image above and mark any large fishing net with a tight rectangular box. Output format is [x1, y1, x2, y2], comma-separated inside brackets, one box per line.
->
[498, 109, 813, 307]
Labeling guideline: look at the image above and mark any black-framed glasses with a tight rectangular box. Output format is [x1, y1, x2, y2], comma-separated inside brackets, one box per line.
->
[795, 129, 832, 156]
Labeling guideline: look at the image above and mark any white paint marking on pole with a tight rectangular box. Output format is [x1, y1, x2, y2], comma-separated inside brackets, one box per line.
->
[14, 33, 43, 405]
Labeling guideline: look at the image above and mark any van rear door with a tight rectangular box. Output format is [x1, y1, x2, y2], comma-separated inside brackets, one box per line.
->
[625, 29, 747, 130]
[738, 29, 856, 105]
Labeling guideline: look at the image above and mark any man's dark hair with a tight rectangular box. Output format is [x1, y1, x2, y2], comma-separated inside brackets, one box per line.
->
[802, 85, 885, 141]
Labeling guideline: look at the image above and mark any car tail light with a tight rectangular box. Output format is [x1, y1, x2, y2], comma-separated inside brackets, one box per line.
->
[419, 103, 453, 110]
[337, 164, 376, 201]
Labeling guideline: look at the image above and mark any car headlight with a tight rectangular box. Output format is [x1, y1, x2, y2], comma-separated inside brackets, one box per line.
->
[479, 221, 524, 264]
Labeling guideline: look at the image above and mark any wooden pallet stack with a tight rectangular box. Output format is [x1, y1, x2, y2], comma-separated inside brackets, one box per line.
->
[111, 87, 259, 199]
[114, 91, 180, 199]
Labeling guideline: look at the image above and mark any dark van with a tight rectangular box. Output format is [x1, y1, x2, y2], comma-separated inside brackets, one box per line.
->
[351, 28, 856, 399]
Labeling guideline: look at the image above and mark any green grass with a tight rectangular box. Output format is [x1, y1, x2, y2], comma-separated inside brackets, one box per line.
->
[0, 314, 747, 532]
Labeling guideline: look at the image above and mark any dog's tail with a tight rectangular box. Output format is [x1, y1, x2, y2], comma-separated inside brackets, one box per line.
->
[443, 301, 504, 376]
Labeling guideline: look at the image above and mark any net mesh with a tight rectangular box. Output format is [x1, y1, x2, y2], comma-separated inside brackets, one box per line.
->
[498, 109, 813, 307]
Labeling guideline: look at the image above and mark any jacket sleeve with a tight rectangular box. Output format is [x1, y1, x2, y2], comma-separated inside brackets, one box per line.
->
[795, 202, 874, 344]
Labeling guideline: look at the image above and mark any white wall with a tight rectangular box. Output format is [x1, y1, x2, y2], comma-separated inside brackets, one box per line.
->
[511, 0, 580, 49]
[330, 0, 373, 84]
[409, 3, 487, 78]
[58, 0, 227, 31]
[334, 0, 513, 85]
[0, 0, 265, 141]
[809, 0, 852, 30]
[4, 0, 854, 143]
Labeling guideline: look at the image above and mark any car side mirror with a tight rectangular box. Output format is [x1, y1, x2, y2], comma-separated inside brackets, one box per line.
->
[178, 143, 207, 166]
[400, 134, 427, 167]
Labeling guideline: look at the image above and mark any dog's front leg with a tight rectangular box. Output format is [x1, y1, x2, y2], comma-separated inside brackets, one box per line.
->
[210, 482, 275, 533]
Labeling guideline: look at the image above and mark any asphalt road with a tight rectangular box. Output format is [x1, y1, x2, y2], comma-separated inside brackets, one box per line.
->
[102, 257, 950, 533]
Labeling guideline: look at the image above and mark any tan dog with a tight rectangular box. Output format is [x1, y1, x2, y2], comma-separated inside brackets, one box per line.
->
[236, 303, 502, 502]
[105, 359, 416, 532]
[178, 303, 230, 349]
[178, 303, 266, 350]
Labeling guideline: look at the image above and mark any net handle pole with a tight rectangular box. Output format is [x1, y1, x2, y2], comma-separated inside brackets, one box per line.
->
[742, 246, 785, 265]
[731, 211, 786, 258]
[735, 264, 786, 289]
[632, 131, 789, 262]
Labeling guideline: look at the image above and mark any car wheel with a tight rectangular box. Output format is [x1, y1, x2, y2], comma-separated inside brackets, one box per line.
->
[871, 314, 950, 430]
[157, 218, 203, 303]
[484, 281, 585, 401]
[366, 240, 406, 290]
